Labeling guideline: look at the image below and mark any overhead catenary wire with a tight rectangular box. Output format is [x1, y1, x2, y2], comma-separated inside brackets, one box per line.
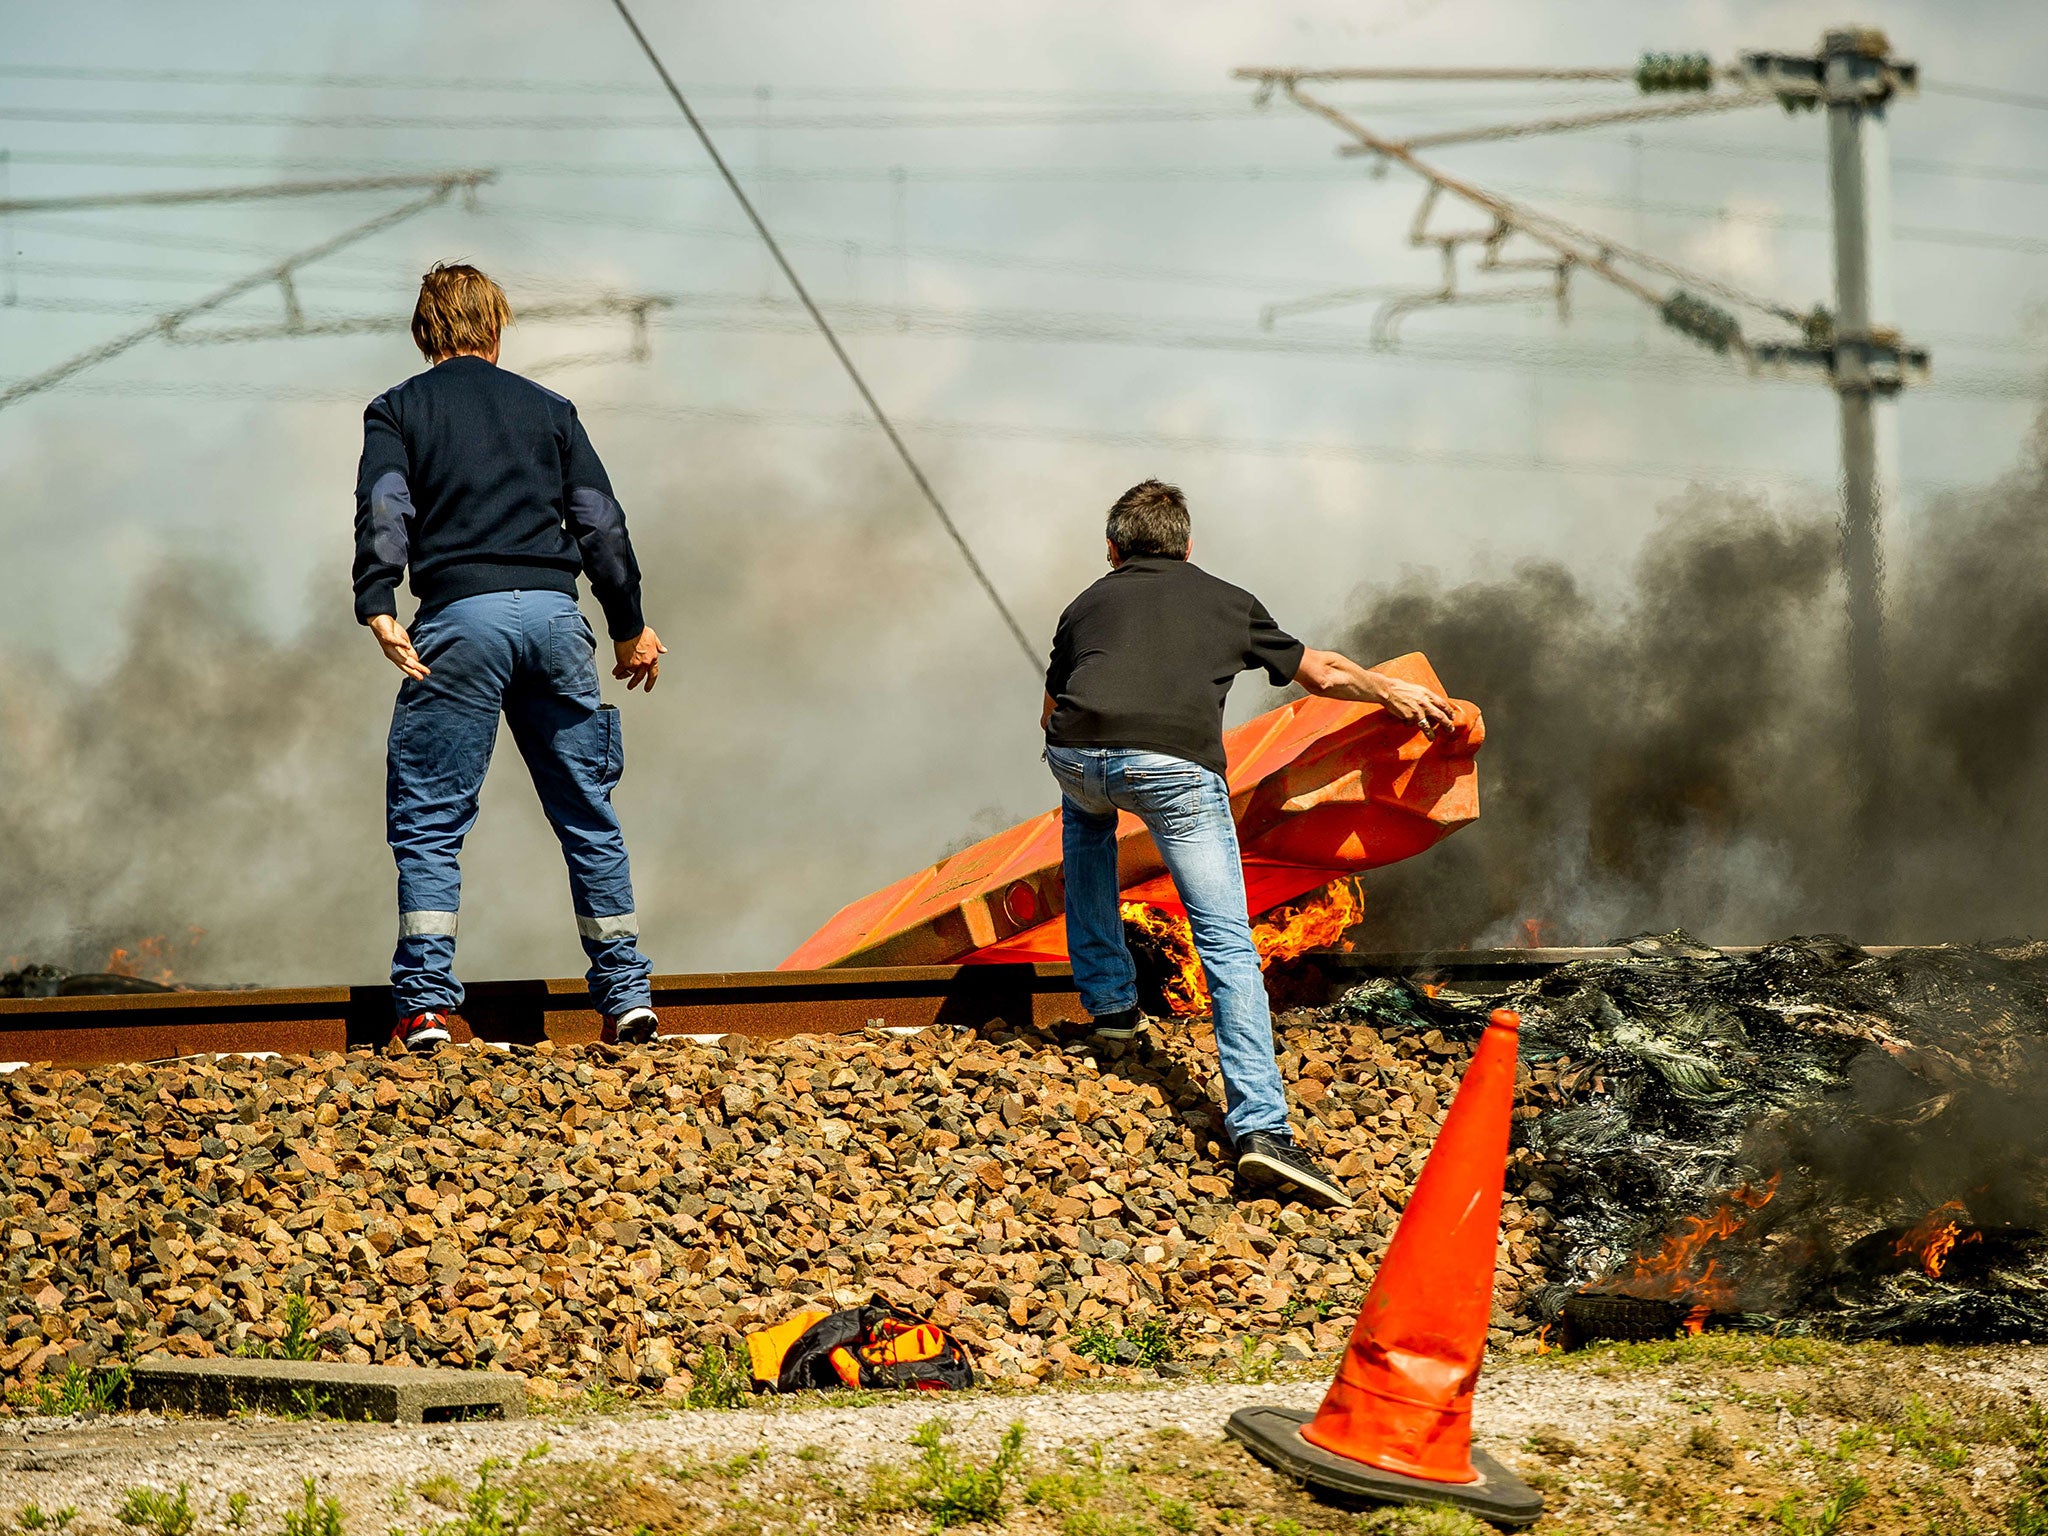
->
[0, 175, 486, 412]
[606, 0, 1038, 673]
[16, 144, 2048, 192]
[0, 171, 494, 216]
[14, 288, 2031, 398]
[2, 56, 2021, 108]
[20, 377, 1871, 490]
[1922, 81, 2048, 113]
[1384, 90, 1780, 152]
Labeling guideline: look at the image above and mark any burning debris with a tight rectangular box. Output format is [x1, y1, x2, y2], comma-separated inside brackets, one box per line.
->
[1493, 933, 2048, 1345]
[1121, 879, 1365, 1016]
[3, 929, 209, 997]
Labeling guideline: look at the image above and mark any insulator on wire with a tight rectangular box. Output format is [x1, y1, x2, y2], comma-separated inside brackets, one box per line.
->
[1635, 52, 1715, 94]
[1801, 306, 1836, 348]
[1660, 290, 1743, 354]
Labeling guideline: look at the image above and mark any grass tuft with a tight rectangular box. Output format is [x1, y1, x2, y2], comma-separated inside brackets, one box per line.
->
[278, 1479, 344, 1536]
[1771, 1476, 1866, 1536]
[2009, 1407, 2048, 1536]
[869, 1418, 1026, 1529]
[114, 1487, 195, 1536]
[684, 1343, 752, 1410]
[13, 1362, 129, 1418]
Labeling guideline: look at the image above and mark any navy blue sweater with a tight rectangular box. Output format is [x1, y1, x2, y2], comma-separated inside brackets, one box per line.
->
[351, 355, 646, 639]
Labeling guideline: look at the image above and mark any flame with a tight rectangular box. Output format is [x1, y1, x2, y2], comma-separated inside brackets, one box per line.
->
[1682, 1305, 1709, 1337]
[1255, 878, 1365, 967]
[104, 927, 204, 986]
[1895, 1201, 1981, 1279]
[1533, 1324, 1553, 1355]
[1604, 1174, 1780, 1312]
[1420, 982, 1445, 999]
[1119, 902, 1209, 1015]
[1120, 880, 1364, 1016]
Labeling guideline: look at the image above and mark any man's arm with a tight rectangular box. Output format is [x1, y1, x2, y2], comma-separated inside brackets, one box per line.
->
[354, 394, 431, 679]
[353, 395, 412, 626]
[562, 410, 665, 690]
[1294, 648, 1456, 736]
[1041, 691, 1057, 732]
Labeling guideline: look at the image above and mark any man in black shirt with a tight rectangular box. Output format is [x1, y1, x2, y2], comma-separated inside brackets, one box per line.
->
[353, 263, 667, 1053]
[1042, 480, 1452, 1207]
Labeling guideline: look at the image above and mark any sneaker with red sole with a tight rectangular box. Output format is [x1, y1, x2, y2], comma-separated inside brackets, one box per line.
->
[601, 1006, 660, 1046]
[390, 1011, 452, 1053]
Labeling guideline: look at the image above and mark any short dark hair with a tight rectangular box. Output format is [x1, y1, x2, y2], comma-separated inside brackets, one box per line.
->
[1106, 480, 1191, 559]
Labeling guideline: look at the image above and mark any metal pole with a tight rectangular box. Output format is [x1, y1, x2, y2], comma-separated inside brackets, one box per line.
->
[1823, 28, 1898, 873]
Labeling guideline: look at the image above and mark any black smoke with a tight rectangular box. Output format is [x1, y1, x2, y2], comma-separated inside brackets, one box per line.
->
[1343, 412, 2048, 948]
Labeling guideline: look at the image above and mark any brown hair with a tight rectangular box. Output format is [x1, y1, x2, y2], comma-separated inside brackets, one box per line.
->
[1105, 479, 1191, 559]
[410, 262, 512, 362]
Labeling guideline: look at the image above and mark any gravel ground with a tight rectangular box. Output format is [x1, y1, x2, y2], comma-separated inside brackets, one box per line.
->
[8, 1343, 2047, 1534]
[0, 1353, 1804, 1525]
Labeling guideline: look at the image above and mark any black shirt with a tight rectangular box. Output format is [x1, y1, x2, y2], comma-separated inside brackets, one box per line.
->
[1043, 556, 1307, 776]
[351, 355, 646, 639]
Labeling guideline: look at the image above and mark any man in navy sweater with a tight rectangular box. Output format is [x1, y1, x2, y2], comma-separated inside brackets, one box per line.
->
[353, 263, 666, 1052]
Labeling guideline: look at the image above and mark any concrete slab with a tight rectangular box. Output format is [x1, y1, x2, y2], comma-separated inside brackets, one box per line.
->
[122, 1357, 525, 1424]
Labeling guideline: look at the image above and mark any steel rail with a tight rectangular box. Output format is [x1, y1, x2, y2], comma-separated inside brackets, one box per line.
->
[0, 947, 1913, 1067]
[0, 962, 1087, 1066]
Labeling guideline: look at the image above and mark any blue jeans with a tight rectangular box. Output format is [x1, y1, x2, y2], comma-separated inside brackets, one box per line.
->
[1045, 744, 1291, 1144]
[385, 589, 653, 1018]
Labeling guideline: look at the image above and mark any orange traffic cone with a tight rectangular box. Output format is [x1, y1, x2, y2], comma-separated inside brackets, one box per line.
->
[1227, 1008, 1543, 1527]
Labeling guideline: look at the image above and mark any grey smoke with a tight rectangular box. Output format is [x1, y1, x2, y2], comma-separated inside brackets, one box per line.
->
[0, 428, 1064, 984]
[12, 405, 2048, 982]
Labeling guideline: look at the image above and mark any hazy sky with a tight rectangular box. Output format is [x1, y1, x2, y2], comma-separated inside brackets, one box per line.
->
[3, 1, 2045, 981]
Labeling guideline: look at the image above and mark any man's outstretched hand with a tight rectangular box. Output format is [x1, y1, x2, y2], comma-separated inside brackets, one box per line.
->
[613, 626, 668, 692]
[368, 614, 430, 680]
[1365, 671, 1458, 737]
[1294, 648, 1459, 737]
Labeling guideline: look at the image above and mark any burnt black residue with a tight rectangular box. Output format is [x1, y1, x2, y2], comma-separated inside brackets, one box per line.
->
[1484, 932, 2048, 1342]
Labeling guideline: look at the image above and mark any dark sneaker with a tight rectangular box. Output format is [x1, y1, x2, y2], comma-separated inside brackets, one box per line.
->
[1089, 1006, 1143, 1041]
[601, 1006, 660, 1046]
[391, 1011, 452, 1054]
[1235, 1131, 1354, 1209]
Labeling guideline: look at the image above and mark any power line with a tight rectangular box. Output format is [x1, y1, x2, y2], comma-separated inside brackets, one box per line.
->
[17, 260, 2041, 359]
[0, 176, 483, 412]
[33, 377, 1999, 497]
[5, 57, 2027, 115]
[14, 145, 2048, 191]
[0, 171, 494, 216]
[606, 0, 1037, 673]
[0, 103, 1267, 133]
[18, 377, 1864, 489]
[0, 62, 1244, 101]
[0, 60, 1616, 112]
[12, 174, 2043, 279]
[0, 91, 1630, 136]
[1923, 81, 2048, 113]
[18, 286, 2031, 398]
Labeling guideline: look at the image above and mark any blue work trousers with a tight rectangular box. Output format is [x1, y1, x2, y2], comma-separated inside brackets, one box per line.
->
[1045, 744, 1291, 1144]
[385, 589, 653, 1018]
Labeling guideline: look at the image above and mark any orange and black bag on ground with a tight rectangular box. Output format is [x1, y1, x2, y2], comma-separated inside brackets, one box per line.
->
[744, 1301, 973, 1394]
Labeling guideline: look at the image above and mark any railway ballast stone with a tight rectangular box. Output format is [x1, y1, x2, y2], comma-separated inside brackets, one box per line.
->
[0, 1003, 1561, 1400]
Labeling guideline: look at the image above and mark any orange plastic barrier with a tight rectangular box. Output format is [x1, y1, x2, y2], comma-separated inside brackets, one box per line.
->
[780, 653, 1481, 971]
[1301, 1007, 1522, 1482]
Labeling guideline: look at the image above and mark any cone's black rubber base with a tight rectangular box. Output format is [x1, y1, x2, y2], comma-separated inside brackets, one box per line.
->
[1225, 1405, 1545, 1529]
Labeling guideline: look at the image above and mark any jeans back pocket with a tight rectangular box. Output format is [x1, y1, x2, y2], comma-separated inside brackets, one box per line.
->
[546, 611, 601, 698]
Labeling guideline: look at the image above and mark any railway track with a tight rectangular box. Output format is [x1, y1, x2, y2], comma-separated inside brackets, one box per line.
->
[0, 946, 1893, 1066]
